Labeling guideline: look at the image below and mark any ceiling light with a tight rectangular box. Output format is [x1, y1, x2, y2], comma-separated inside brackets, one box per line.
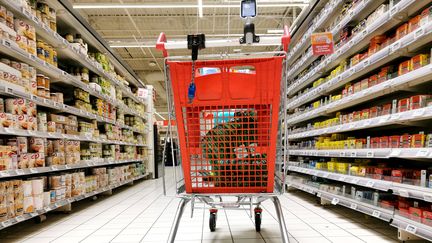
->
[73, 3, 308, 9]
[198, 0, 203, 18]
[110, 44, 155, 48]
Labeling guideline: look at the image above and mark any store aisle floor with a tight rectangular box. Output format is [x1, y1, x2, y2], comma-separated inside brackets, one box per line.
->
[0, 168, 411, 243]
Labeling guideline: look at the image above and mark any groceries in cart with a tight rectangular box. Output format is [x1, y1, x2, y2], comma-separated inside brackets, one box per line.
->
[201, 109, 268, 187]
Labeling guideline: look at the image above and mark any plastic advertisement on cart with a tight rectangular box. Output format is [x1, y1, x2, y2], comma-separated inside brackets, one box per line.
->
[311, 32, 334, 55]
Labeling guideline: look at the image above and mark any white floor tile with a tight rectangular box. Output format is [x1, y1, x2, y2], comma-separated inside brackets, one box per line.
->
[326, 236, 366, 243]
[110, 234, 144, 243]
[295, 237, 331, 243]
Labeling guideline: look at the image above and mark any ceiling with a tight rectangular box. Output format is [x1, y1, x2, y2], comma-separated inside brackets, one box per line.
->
[71, 0, 307, 117]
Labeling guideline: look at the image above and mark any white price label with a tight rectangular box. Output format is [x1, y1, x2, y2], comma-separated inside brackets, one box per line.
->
[317, 193, 321, 197]
[352, 178, 359, 184]
[340, 176, 346, 181]
[363, 59, 369, 68]
[1, 221, 12, 227]
[423, 194, 432, 202]
[379, 117, 389, 123]
[351, 152, 357, 157]
[67, 198, 74, 203]
[405, 225, 417, 234]
[366, 181, 375, 188]
[51, 165, 58, 171]
[325, 152, 330, 156]
[350, 203, 358, 210]
[29, 212, 38, 217]
[65, 165, 71, 169]
[413, 109, 425, 117]
[30, 168, 38, 173]
[416, 150, 429, 157]
[398, 189, 409, 197]
[0, 171, 10, 177]
[366, 151, 374, 158]
[414, 28, 425, 39]
[322, 173, 329, 178]
[372, 210, 381, 218]
[16, 169, 24, 175]
[390, 6, 398, 16]
[331, 198, 340, 205]
[391, 114, 401, 120]
[15, 215, 25, 222]
[87, 162, 94, 166]
[340, 152, 346, 157]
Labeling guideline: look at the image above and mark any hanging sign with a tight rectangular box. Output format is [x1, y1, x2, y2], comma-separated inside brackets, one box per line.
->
[311, 32, 334, 55]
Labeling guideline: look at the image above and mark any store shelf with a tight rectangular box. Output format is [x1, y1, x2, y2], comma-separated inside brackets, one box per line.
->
[289, 148, 432, 159]
[288, 106, 432, 140]
[286, 0, 344, 67]
[287, 0, 385, 79]
[286, 63, 432, 125]
[0, 0, 143, 104]
[0, 173, 150, 230]
[288, 165, 432, 202]
[0, 159, 146, 179]
[391, 214, 432, 242]
[287, 0, 431, 96]
[287, 20, 432, 110]
[288, 180, 394, 222]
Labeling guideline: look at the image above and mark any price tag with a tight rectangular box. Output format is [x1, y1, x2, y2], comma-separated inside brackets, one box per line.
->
[340, 152, 346, 157]
[366, 181, 375, 188]
[379, 116, 389, 123]
[30, 168, 38, 173]
[352, 178, 359, 184]
[390, 149, 401, 157]
[0, 171, 10, 177]
[414, 28, 425, 39]
[391, 42, 401, 53]
[366, 151, 374, 158]
[29, 212, 38, 217]
[67, 198, 74, 203]
[340, 176, 346, 181]
[317, 192, 321, 197]
[51, 165, 58, 171]
[322, 173, 329, 178]
[416, 150, 429, 157]
[363, 59, 369, 68]
[405, 225, 417, 234]
[372, 210, 381, 218]
[15, 215, 25, 222]
[362, 30, 368, 38]
[413, 109, 425, 117]
[390, 6, 398, 16]
[391, 114, 401, 120]
[325, 152, 330, 156]
[65, 165, 71, 169]
[331, 198, 339, 205]
[350, 203, 358, 210]
[87, 162, 94, 166]
[16, 169, 25, 175]
[351, 152, 357, 157]
[423, 194, 432, 202]
[398, 189, 409, 197]
[1, 221, 12, 227]
[54, 202, 61, 207]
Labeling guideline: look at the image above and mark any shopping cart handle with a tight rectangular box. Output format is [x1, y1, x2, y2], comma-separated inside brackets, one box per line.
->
[282, 25, 291, 52]
[156, 32, 168, 57]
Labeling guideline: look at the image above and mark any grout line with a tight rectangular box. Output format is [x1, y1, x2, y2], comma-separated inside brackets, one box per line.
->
[224, 208, 235, 243]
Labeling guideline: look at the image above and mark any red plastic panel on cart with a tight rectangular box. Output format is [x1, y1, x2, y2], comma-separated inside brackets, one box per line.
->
[168, 56, 284, 193]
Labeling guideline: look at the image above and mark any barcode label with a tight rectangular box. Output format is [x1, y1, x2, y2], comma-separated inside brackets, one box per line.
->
[405, 225, 417, 234]
[372, 210, 381, 218]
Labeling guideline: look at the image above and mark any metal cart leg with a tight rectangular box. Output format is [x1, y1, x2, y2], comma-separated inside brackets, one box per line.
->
[168, 197, 190, 243]
[271, 196, 290, 243]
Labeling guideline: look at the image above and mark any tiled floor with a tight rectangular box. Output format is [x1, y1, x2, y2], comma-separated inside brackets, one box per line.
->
[0, 168, 424, 242]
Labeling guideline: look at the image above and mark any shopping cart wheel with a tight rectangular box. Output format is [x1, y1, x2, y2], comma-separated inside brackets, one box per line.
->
[209, 212, 217, 232]
[254, 207, 262, 232]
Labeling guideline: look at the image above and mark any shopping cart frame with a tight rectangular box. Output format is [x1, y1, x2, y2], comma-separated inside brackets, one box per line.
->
[157, 32, 290, 243]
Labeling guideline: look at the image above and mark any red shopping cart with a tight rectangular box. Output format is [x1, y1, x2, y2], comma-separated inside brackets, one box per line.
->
[157, 29, 290, 243]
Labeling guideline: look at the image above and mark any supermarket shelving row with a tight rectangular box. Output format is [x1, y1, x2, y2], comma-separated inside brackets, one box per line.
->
[288, 165, 432, 202]
[288, 180, 432, 241]
[0, 159, 147, 179]
[287, 20, 432, 110]
[0, 80, 148, 134]
[287, 0, 386, 79]
[0, 173, 150, 230]
[288, 106, 432, 140]
[0, 0, 143, 104]
[286, 63, 432, 125]
[288, 148, 432, 159]
[287, 0, 430, 96]
[0, 39, 148, 120]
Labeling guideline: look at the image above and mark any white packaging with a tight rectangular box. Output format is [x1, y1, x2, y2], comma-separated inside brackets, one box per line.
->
[31, 179, 44, 195]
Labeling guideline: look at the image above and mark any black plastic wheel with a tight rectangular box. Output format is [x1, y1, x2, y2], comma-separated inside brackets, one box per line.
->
[255, 212, 262, 232]
[209, 213, 217, 232]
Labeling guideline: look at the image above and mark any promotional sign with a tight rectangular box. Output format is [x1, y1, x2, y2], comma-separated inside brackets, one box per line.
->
[311, 32, 334, 55]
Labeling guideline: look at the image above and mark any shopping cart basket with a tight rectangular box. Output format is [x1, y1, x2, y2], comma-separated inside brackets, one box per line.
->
[157, 29, 290, 243]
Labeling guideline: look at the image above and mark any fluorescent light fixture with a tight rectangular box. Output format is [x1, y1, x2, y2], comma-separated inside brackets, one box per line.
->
[74, 3, 308, 9]
[267, 29, 284, 34]
[198, 0, 203, 17]
[110, 44, 155, 48]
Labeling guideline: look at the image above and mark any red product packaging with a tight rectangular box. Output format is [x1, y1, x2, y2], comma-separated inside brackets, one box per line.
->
[369, 106, 380, 118]
[371, 137, 380, 149]
[381, 103, 392, 115]
[378, 66, 393, 83]
[353, 111, 361, 121]
[400, 134, 411, 148]
[389, 136, 400, 148]
[398, 98, 410, 113]
[423, 211, 432, 227]
[411, 134, 425, 148]
[380, 136, 389, 148]
[398, 60, 411, 76]
[396, 23, 409, 40]
[410, 95, 430, 110]
[368, 75, 378, 87]
[409, 207, 423, 222]
[408, 15, 421, 33]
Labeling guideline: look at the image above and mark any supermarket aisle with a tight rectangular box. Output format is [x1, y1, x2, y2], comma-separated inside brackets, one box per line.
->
[0, 168, 406, 243]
